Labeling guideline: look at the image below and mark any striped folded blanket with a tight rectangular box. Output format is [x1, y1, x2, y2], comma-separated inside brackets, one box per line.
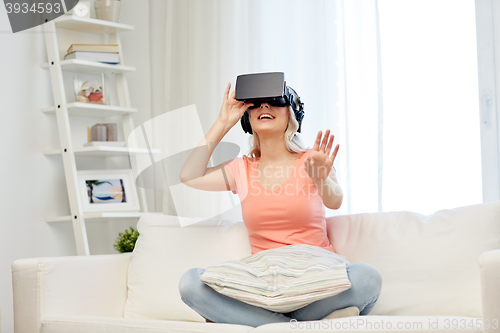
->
[199, 244, 352, 313]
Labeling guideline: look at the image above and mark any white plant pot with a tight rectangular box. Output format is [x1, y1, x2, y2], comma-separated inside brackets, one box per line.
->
[95, 0, 121, 22]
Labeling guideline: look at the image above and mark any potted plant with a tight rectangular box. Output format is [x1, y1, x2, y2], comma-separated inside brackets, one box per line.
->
[114, 226, 139, 253]
[95, 0, 121, 22]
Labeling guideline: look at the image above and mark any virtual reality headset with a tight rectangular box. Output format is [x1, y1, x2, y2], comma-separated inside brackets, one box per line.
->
[235, 72, 304, 134]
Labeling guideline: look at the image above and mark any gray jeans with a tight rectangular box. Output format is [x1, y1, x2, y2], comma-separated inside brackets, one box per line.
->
[178, 262, 382, 328]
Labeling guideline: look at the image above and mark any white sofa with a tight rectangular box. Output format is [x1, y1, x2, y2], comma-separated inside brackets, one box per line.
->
[12, 201, 500, 333]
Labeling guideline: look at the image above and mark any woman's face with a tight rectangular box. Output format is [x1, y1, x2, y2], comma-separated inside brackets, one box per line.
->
[249, 102, 290, 135]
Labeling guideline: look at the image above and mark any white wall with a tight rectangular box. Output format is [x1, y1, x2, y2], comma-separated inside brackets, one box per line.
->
[0, 1, 154, 332]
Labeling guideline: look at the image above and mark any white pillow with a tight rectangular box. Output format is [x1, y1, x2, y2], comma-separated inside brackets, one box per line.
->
[124, 215, 252, 321]
[326, 200, 500, 317]
[200, 244, 351, 313]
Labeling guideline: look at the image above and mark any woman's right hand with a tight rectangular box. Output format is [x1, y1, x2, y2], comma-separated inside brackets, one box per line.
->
[217, 82, 254, 128]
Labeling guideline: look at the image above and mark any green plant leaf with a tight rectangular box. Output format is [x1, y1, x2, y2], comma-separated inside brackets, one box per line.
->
[114, 226, 140, 253]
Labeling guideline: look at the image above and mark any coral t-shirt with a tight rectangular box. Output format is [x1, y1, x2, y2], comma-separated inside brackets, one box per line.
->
[222, 148, 336, 255]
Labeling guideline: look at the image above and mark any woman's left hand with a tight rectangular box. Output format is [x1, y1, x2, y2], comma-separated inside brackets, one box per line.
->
[304, 129, 339, 183]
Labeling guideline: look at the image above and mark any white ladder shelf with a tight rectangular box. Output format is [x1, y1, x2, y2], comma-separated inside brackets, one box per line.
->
[42, 15, 152, 255]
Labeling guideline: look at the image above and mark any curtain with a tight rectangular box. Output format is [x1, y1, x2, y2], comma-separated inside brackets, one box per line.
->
[377, 0, 482, 214]
[145, 0, 383, 222]
[144, 0, 481, 221]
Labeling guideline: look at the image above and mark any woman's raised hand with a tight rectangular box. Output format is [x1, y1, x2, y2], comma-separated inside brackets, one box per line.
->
[217, 82, 254, 128]
[304, 129, 340, 183]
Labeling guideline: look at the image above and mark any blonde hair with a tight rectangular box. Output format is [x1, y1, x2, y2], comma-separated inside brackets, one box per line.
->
[247, 105, 309, 158]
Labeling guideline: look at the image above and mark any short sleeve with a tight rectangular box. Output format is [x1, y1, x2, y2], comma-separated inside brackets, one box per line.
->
[222, 156, 244, 194]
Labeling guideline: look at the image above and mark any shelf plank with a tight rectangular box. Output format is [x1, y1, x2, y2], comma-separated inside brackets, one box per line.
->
[54, 15, 134, 34]
[41, 59, 135, 75]
[43, 146, 161, 157]
[42, 103, 137, 117]
[45, 212, 163, 223]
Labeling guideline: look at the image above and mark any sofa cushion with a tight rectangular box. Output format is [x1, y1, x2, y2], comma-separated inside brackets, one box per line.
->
[326, 200, 500, 317]
[124, 215, 252, 321]
[41, 315, 254, 333]
[125, 201, 500, 321]
[200, 244, 351, 313]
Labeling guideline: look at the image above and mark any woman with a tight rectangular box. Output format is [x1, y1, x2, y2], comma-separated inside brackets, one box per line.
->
[178, 81, 382, 327]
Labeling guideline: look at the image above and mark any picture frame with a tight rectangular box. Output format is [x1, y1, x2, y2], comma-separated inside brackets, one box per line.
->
[73, 73, 107, 105]
[77, 169, 140, 213]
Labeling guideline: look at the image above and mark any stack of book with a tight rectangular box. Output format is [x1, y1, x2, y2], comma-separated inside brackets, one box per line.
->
[64, 44, 120, 64]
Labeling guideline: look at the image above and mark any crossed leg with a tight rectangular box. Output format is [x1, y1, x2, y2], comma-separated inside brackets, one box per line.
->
[178, 262, 382, 328]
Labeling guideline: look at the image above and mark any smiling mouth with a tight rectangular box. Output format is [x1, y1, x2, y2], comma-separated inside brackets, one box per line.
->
[258, 114, 275, 120]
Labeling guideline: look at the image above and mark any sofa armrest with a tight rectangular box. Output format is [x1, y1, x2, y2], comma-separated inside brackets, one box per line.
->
[12, 253, 132, 333]
[480, 249, 500, 333]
